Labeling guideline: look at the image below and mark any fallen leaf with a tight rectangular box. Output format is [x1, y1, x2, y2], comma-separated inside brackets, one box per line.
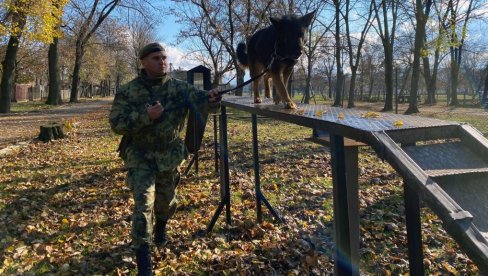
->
[393, 120, 404, 127]
[361, 111, 381, 118]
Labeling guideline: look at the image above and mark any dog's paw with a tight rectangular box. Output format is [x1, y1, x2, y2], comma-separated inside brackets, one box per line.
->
[254, 98, 262, 104]
[284, 102, 297, 109]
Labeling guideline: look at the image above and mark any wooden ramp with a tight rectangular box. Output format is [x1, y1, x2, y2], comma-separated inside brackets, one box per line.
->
[214, 96, 488, 274]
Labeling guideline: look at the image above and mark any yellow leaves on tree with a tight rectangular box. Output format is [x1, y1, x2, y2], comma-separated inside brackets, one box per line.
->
[0, 0, 68, 43]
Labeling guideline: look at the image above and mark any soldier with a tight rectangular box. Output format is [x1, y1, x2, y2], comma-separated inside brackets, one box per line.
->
[109, 42, 221, 275]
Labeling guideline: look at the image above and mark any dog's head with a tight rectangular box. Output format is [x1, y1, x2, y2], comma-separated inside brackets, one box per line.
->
[270, 10, 316, 60]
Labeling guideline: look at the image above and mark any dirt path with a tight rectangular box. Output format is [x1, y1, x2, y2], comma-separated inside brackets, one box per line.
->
[0, 97, 114, 149]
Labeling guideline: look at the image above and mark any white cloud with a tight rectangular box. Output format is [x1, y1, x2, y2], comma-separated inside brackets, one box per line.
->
[162, 43, 201, 71]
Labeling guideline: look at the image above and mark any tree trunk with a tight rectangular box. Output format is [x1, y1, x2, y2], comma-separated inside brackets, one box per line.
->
[481, 65, 488, 107]
[0, 35, 22, 114]
[359, 70, 364, 101]
[47, 37, 62, 105]
[304, 82, 311, 104]
[333, 0, 343, 107]
[406, 0, 431, 114]
[70, 41, 84, 102]
[347, 67, 358, 108]
[424, 43, 439, 105]
[423, 55, 434, 105]
[235, 67, 245, 96]
[450, 55, 460, 106]
[383, 46, 394, 111]
[368, 69, 374, 101]
[327, 69, 333, 99]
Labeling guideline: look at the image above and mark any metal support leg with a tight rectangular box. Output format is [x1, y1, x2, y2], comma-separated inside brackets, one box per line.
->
[207, 106, 231, 232]
[331, 134, 358, 276]
[252, 114, 263, 223]
[193, 112, 199, 175]
[404, 181, 425, 275]
[213, 114, 219, 175]
[252, 114, 284, 223]
[345, 146, 360, 275]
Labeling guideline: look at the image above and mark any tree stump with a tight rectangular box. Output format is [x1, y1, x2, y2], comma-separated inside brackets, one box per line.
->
[38, 122, 66, 142]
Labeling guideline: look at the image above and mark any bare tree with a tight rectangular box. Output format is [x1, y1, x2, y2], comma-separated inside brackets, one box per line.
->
[345, 0, 374, 108]
[372, 0, 399, 111]
[405, 0, 433, 114]
[332, 0, 344, 106]
[171, 2, 233, 87]
[185, 0, 274, 95]
[316, 37, 336, 99]
[124, 10, 159, 74]
[441, 0, 479, 106]
[299, 1, 334, 104]
[66, 0, 121, 103]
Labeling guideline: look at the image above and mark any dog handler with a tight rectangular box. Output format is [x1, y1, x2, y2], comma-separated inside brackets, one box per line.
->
[109, 42, 221, 275]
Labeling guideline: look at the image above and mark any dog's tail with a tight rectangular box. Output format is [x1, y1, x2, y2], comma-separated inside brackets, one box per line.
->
[236, 42, 248, 67]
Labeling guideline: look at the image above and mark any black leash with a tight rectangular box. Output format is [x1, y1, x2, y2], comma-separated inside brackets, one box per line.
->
[141, 59, 274, 114]
[216, 67, 269, 96]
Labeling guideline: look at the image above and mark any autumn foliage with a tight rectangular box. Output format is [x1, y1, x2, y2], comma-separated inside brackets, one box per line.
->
[0, 0, 67, 43]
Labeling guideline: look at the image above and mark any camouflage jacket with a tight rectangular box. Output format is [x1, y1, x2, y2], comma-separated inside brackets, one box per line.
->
[109, 74, 217, 171]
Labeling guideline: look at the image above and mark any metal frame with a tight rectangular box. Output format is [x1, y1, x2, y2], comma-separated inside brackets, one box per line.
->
[207, 106, 231, 232]
[205, 96, 488, 274]
[252, 114, 284, 223]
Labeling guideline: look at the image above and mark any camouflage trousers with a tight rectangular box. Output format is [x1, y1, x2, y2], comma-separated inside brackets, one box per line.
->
[126, 167, 180, 249]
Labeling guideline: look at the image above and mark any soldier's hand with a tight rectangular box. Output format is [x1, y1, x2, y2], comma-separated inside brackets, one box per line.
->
[147, 101, 164, 121]
[208, 89, 222, 103]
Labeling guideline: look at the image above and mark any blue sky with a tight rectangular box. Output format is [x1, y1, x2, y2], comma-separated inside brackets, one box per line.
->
[155, 14, 203, 71]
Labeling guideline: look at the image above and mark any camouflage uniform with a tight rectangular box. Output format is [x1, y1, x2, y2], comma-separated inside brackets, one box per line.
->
[109, 72, 216, 249]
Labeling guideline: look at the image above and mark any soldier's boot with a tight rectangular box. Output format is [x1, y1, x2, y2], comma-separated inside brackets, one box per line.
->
[135, 244, 152, 276]
[154, 219, 168, 247]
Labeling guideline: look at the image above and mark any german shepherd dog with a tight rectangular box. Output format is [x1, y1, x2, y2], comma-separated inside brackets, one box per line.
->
[237, 11, 316, 109]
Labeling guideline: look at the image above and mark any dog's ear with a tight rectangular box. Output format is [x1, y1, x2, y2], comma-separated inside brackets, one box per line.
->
[269, 16, 281, 28]
[300, 10, 316, 27]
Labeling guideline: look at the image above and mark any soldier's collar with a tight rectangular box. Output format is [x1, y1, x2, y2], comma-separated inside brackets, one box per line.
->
[139, 70, 170, 86]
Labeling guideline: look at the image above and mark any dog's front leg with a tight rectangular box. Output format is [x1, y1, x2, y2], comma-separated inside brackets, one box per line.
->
[252, 78, 262, 103]
[271, 72, 296, 109]
[264, 73, 272, 99]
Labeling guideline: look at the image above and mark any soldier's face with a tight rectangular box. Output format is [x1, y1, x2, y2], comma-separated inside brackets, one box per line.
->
[141, 50, 168, 79]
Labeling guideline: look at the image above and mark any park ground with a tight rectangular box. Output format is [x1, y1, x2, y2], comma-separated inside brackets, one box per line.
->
[0, 96, 486, 274]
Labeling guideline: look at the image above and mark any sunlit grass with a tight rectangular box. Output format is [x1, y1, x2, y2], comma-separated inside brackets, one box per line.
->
[10, 101, 53, 113]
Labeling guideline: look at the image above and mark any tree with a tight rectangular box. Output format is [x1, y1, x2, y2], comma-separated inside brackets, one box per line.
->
[316, 37, 336, 99]
[405, 0, 433, 114]
[171, 2, 233, 88]
[372, 0, 399, 111]
[124, 10, 159, 75]
[186, 0, 274, 96]
[0, 0, 66, 113]
[47, 0, 66, 106]
[300, 1, 333, 104]
[441, 0, 478, 106]
[46, 36, 62, 105]
[345, 0, 374, 108]
[66, 0, 121, 103]
[482, 64, 488, 107]
[332, 0, 344, 107]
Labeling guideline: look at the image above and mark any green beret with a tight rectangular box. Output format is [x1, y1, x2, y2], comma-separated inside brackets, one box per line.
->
[139, 42, 165, 59]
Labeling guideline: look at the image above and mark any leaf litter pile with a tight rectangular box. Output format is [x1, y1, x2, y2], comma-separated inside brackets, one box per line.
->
[0, 108, 480, 275]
